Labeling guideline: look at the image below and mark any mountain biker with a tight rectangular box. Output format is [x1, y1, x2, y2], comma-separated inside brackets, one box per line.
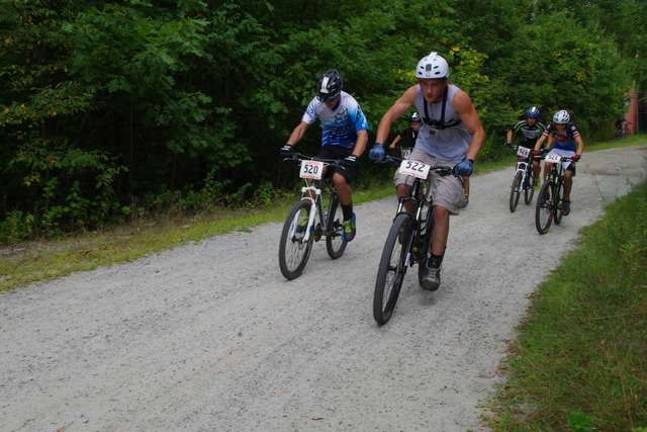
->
[280, 69, 368, 241]
[388, 112, 422, 158]
[532, 109, 584, 216]
[506, 106, 546, 183]
[368, 52, 485, 290]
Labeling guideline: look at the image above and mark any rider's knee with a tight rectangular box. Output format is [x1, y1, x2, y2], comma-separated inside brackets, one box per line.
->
[332, 172, 348, 187]
[433, 206, 449, 220]
[396, 183, 410, 197]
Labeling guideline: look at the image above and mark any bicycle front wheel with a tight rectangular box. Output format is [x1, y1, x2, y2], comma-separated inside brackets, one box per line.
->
[373, 213, 414, 326]
[524, 169, 535, 205]
[278, 199, 314, 280]
[535, 180, 553, 234]
[325, 195, 347, 259]
[554, 180, 564, 225]
[509, 171, 522, 213]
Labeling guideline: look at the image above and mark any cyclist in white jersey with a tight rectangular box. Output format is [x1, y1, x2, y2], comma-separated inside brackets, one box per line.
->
[280, 69, 368, 241]
[368, 52, 485, 291]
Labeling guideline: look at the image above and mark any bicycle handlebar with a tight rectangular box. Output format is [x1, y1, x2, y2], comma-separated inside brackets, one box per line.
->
[377, 155, 454, 177]
[282, 153, 347, 171]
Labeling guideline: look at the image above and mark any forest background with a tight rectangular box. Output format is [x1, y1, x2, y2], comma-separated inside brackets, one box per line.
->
[1, 0, 645, 243]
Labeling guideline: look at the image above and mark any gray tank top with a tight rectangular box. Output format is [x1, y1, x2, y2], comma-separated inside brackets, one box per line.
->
[414, 83, 471, 163]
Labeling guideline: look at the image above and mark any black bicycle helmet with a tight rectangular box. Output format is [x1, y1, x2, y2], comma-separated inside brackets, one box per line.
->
[316, 69, 343, 102]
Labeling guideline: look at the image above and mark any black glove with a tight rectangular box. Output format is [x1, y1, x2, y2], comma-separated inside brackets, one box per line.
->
[279, 144, 294, 158]
[342, 154, 359, 169]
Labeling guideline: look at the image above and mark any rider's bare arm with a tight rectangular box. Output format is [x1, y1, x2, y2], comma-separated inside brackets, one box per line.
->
[352, 130, 369, 157]
[375, 85, 417, 144]
[506, 129, 513, 144]
[453, 90, 485, 161]
[575, 134, 584, 155]
[534, 134, 547, 152]
[389, 134, 402, 150]
[286, 121, 310, 147]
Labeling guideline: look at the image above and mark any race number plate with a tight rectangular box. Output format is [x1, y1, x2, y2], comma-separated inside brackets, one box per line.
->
[299, 160, 324, 180]
[398, 159, 431, 180]
[545, 152, 562, 163]
[516, 146, 530, 158]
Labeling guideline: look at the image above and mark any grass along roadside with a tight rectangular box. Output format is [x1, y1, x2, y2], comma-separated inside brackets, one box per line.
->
[0, 183, 393, 292]
[1, 135, 645, 292]
[487, 181, 647, 431]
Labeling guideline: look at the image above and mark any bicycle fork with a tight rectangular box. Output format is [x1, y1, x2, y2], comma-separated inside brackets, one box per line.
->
[297, 186, 321, 243]
[514, 161, 528, 192]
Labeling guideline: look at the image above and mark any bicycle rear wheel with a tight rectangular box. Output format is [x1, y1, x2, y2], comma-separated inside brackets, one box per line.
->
[524, 169, 535, 205]
[554, 180, 564, 225]
[535, 180, 553, 234]
[509, 171, 522, 213]
[325, 194, 347, 259]
[373, 213, 413, 326]
[278, 199, 314, 280]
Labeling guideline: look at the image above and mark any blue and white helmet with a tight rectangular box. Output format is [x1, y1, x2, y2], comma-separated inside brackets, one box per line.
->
[525, 106, 540, 119]
[553, 110, 570, 124]
[416, 52, 449, 79]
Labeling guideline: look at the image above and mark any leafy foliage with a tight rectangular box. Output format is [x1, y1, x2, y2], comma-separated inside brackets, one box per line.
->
[0, 0, 643, 243]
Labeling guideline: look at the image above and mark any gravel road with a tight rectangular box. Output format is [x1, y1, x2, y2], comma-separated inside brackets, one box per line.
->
[1, 146, 645, 432]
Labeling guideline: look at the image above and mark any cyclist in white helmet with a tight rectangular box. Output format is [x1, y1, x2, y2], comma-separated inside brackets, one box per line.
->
[368, 51, 485, 291]
[533, 109, 584, 215]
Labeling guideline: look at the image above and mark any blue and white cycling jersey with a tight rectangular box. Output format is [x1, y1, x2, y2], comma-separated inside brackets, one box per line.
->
[302, 91, 368, 150]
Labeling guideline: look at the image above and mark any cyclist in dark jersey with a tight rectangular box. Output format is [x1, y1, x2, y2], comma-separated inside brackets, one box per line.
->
[388, 112, 421, 158]
[506, 106, 545, 181]
[533, 110, 584, 215]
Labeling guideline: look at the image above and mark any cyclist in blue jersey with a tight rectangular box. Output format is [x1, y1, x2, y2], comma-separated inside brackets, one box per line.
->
[533, 110, 584, 215]
[280, 69, 369, 241]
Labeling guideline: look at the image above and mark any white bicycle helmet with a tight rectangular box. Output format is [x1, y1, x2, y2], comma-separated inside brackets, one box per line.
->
[416, 52, 449, 79]
[553, 110, 570, 124]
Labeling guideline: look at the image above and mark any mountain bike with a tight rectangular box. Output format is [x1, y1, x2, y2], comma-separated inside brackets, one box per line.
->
[278, 153, 348, 280]
[373, 155, 454, 325]
[535, 152, 575, 234]
[509, 144, 536, 212]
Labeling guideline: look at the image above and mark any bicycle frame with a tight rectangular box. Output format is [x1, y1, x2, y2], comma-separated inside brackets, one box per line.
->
[514, 159, 530, 191]
[395, 178, 428, 219]
[295, 168, 340, 243]
[545, 158, 566, 186]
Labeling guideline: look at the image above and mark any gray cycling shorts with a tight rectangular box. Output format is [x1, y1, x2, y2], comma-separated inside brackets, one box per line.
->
[393, 147, 467, 214]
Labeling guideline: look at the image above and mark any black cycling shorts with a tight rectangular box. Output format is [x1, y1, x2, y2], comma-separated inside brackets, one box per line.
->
[318, 146, 357, 184]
